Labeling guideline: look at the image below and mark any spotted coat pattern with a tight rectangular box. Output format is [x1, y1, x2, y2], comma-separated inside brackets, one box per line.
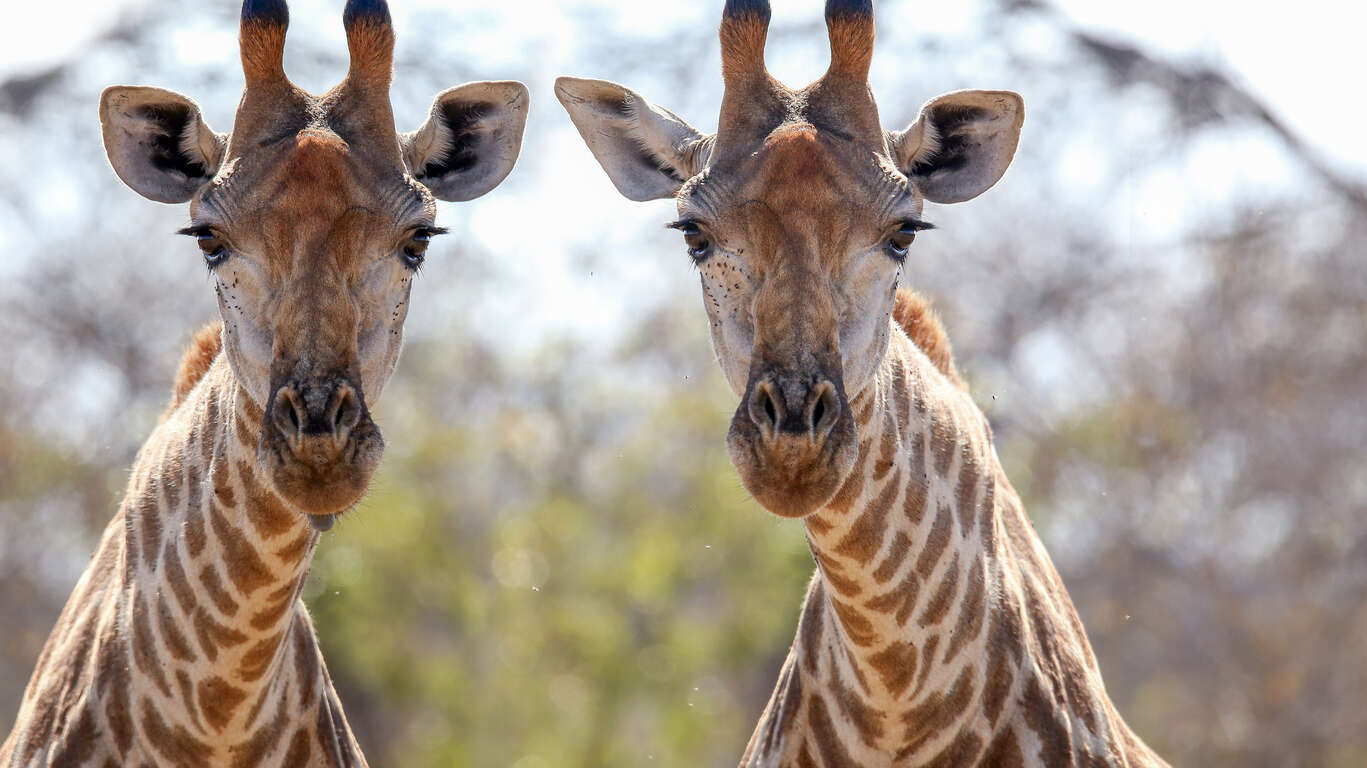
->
[1, 342, 366, 767]
[740, 312, 1168, 768]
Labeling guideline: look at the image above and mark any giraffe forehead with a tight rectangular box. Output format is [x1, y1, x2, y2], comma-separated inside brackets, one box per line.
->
[707, 127, 886, 264]
[276, 130, 355, 191]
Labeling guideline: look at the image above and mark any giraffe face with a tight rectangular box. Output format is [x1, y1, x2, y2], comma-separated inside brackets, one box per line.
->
[100, 0, 528, 519]
[674, 125, 917, 517]
[558, 0, 1023, 517]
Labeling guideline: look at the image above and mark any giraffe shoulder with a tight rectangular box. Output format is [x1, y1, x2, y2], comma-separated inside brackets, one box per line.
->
[167, 321, 223, 414]
[892, 289, 962, 388]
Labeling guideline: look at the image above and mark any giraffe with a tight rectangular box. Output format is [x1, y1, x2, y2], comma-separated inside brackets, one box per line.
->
[557, 1, 1168, 765]
[1, 1, 528, 765]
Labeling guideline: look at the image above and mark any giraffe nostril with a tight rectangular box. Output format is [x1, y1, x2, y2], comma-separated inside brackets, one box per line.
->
[329, 385, 362, 444]
[271, 386, 306, 453]
[748, 380, 785, 441]
[810, 381, 841, 441]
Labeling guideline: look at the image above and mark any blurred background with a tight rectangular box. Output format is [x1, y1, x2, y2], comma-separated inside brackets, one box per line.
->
[1, 0, 1364, 765]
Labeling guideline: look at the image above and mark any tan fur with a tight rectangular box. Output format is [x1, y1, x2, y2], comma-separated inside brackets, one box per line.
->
[168, 322, 224, 415]
[893, 289, 961, 387]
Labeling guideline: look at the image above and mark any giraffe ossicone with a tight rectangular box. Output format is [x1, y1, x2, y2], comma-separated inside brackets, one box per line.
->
[1, 1, 528, 765]
[558, 0, 1169, 764]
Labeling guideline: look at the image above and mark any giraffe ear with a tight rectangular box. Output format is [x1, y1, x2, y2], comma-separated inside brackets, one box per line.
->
[555, 76, 712, 202]
[888, 90, 1023, 204]
[402, 81, 531, 203]
[100, 86, 226, 204]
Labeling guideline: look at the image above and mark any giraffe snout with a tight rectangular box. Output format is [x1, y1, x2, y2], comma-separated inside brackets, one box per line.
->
[728, 369, 859, 518]
[261, 375, 385, 517]
[746, 375, 843, 445]
[270, 380, 364, 463]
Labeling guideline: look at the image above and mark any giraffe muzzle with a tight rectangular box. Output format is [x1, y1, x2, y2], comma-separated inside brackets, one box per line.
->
[261, 376, 385, 517]
[728, 369, 859, 518]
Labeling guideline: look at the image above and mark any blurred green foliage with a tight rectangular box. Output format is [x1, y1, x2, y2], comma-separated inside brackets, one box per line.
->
[305, 325, 816, 766]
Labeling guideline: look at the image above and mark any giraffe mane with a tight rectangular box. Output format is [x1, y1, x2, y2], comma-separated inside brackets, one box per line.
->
[892, 288, 962, 388]
[166, 321, 223, 416]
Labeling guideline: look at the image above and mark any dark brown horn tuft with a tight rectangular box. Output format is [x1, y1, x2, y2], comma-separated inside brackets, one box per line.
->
[720, 0, 771, 86]
[343, 0, 395, 90]
[240, 0, 290, 86]
[825, 0, 874, 80]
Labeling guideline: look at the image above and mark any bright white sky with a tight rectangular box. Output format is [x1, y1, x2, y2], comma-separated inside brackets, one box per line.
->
[4, 0, 1364, 181]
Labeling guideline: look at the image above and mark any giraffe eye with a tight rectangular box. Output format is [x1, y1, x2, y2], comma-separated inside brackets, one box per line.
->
[886, 220, 934, 263]
[669, 219, 713, 262]
[401, 226, 447, 270]
[178, 225, 228, 268]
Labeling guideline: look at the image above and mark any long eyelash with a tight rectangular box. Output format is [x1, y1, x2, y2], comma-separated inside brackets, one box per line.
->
[901, 220, 936, 232]
[418, 226, 450, 237]
[666, 219, 696, 231]
[176, 226, 210, 237]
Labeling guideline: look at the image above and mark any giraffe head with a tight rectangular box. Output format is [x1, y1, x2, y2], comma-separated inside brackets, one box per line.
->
[100, 0, 529, 524]
[558, 0, 1021, 517]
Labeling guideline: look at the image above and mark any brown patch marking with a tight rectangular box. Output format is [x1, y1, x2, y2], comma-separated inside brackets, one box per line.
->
[238, 631, 284, 683]
[915, 503, 953, 580]
[199, 676, 248, 733]
[208, 499, 274, 596]
[228, 682, 290, 768]
[49, 706, 98, 766]
[833, 466, 902, 563]
[872, 531, 912, 583]
[980, 727, 1027, 768]
[275, 526, 314, 564]
[799, 580, 827, 675]
[237, 459, 297, 538]
[930, 398, 960, 478]
[898, 665, 976, 757]
[131, 598, 172, 698]
[177, 669, 206, 732]
[282, 727, 314, 768]
[162, 540, 198, 616]
[199, 563, 241, 616]
[193, 607, 248, 663]
[943, 562, 986, 665]
[140, 698, 213, 768]
[867, 641, 917, 699]
[156, 593, 197, 662]
[918, 552, 961, 628]
[806, 695, 861, 768]
[252, 581, 298, 632]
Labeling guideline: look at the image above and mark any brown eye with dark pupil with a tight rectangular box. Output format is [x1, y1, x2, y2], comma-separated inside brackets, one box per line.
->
[887, 220, 934, 263]
[670, 220, 713, 261]
[403, 234, 429, 268]
[178, 226, 226, 267]
[402, 227, 445, 269]
[887, 231, 914, 261]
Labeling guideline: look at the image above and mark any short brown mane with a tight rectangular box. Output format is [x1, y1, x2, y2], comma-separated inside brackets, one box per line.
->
[166, 321, 223, 416]
[893, 289, 962, 387]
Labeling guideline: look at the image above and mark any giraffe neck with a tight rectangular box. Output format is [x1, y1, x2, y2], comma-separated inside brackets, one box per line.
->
[742, 327, 1163, 767]
[121, 356, 320, 742]
[2, 353, 366, 767]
